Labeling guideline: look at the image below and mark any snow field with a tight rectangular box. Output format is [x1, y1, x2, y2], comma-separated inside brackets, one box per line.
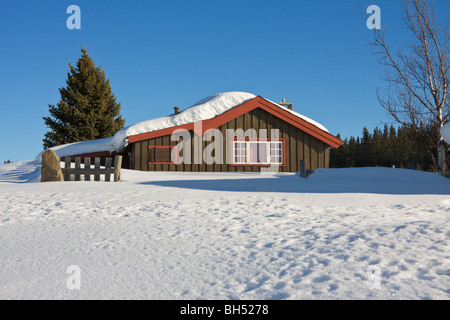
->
[0, 161, 450, 299]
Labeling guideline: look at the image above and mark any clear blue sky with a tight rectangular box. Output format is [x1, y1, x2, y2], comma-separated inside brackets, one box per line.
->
[1, 0, 449, 161]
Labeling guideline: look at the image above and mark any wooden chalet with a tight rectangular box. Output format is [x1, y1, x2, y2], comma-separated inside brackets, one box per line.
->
[44, 92, 343, 173]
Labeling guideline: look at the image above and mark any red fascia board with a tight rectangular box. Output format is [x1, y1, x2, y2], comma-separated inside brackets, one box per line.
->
[256, 98, 343, 148]
[128, 96, 343, 148]
[201, 98, 261, 132]
[203, 96, 342, 148]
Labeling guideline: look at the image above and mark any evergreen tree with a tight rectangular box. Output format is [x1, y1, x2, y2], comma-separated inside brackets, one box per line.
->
[329, 123, 437, 172]
[388, 125, 397, 167]
[381, 124, 391, 166]
[43, 47, 125, 148]
[372, 127, 383, 166]
[360, 127, 372, 166]
[329, 133, 341, 168]
[347, 136, 359, 167]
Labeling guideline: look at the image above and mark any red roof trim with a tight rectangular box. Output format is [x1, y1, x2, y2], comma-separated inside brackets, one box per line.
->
[127, 96, 343, 148]
[256, 98, 343, 148]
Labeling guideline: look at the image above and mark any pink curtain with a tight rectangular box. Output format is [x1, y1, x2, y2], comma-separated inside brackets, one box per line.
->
[249, 143, 267, 163]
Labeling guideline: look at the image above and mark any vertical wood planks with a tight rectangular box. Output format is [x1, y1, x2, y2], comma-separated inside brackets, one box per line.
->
[135, 141, 142, 171]
[94, 157, 101, 181]
[64, 157, 71, 181]
[74, 157, 81, 181]
[104, 158, 112, 182]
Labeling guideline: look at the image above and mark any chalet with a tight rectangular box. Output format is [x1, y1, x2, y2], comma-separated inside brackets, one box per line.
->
[38, 92, 343, 173]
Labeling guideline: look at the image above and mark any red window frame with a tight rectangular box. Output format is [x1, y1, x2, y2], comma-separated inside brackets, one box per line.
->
[148, 146, 177, 164]
[230, 138, 286, 167]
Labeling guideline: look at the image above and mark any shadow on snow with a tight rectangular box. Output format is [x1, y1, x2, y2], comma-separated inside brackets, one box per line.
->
[139, 167, 450, 195]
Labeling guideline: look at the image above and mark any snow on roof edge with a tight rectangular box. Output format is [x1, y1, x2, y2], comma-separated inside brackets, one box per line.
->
[35, 136, 116, 161]
[261, 98, 329, 133]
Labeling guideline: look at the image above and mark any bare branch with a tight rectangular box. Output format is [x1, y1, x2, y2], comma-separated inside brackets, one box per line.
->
[369, 0, 449, 175]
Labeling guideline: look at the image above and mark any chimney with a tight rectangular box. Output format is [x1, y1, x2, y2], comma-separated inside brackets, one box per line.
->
[174, 106, 180, 115]
[279, 98, 293, 110]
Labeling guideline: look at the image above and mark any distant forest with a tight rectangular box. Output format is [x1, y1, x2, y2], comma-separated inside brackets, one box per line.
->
[329, 124, 442, 172]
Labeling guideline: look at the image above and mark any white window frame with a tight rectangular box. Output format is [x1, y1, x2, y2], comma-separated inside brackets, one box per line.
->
[233, 140, 283, 165]
[233, 141, 247, 164]
[269, 141, 283, 164]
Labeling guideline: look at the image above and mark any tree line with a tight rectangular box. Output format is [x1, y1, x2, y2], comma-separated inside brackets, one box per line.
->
[330, 124, 440, 172]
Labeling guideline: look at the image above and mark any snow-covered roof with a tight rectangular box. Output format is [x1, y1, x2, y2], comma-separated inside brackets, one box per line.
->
[111, 91, 330, 151]
[37, 92, 331, 159]
[441, 122, 450, 144]
[35, 137, 116, 160]
[111, 91, 257, 151]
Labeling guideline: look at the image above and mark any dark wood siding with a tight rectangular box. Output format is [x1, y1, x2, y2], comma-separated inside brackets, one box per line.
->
[132, 107, 331, 172]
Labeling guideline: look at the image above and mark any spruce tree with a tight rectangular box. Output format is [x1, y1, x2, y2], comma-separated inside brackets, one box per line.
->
[43, 47, 125, 149]
[360, 127, 372, 166]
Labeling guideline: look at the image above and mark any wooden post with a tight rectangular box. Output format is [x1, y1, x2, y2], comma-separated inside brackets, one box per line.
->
[114, 155, 122, 182]
[84, 158, 91, 181]
[64, 157, 71, 181]
[94, 157, 101, 181]
[74, 157, 81, 181]
[299, 160, 306, 178]
[105, 158, 112, 182]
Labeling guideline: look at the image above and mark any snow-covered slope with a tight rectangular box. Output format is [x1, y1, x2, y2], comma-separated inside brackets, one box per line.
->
[1, 161, 450, 299]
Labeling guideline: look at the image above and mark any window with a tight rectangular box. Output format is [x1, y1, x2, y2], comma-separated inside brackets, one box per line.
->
[233, 140, 284, 165]
[270, 142, 283, 164]
[148, 146, 174, 164]
[234, 142, 246, 164]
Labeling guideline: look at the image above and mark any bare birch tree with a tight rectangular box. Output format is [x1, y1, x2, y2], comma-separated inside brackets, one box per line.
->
[370, 0, 449, 175]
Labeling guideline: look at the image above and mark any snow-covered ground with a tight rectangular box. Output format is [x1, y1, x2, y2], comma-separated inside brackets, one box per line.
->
[0, 160, 450, 299]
